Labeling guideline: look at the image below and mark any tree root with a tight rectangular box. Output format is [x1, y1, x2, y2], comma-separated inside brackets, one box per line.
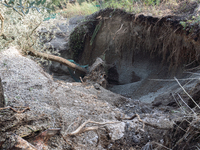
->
[122, 113, 171, 130]
[62, 119, 120, 148]
[67, 119, 119, 136]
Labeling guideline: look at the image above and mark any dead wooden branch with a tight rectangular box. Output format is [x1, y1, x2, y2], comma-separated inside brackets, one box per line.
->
[68, 119, 120, 136]
[27, 48, 88, 76]
[31, 128, 61, 149]
[123, 114, 171, 130]
[151, 141, 172, 150]
[61, 119, 120, 148]
[61, 134, 74, 148]
[0, 106, 30, 113]
[0, 12, 4, 36]
[172, 125, 192, 149]
[1, 128, 61, 150]
[7, 134, 37, 150]
[174, 77, 200, 110]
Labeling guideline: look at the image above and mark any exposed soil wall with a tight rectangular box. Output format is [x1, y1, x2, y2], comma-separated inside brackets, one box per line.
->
[69, 8, 200, 101]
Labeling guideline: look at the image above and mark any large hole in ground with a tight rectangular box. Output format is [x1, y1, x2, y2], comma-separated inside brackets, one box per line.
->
[106, 52, 188, 103]
[68, 9, 200, 103]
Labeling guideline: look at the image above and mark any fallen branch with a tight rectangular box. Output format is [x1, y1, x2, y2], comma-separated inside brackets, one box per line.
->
[172, 125, 192, 149]
[174, 77, 200, 110]
[123, 114, 171, 130]
[177, 93, 196, 115]
[26, 48, 88, 76]
[0, 106, 30, 113]
[68, 119, 120, 136]
[1, 128, 61, 150]
[151, 141, 172, 150]
[32, 128, 61, 149]
[0, 12, 4, 36]
[60, 119, 120, 148]
[5, 134, 37, 150]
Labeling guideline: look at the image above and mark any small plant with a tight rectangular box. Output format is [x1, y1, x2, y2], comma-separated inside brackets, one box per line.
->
[180, 21, 187, 29]
[180, 15, 200, 30]
[144, 0, 160, 5]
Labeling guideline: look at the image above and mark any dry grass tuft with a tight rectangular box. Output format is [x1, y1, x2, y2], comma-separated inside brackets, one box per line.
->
[58, 2, 99, 18]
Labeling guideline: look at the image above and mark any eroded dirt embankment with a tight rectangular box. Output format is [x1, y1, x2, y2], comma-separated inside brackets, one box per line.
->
[0, 8, 200, 150]
[69, 8, 200, 104]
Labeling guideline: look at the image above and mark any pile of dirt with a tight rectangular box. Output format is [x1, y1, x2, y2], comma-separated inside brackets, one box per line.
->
[0, 47, 127, 149]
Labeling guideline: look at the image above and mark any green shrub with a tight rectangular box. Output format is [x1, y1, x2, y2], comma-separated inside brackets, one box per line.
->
[0, 0, 59, 60]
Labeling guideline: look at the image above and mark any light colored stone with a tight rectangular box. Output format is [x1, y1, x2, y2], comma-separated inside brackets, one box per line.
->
[107, 122, 125, 141]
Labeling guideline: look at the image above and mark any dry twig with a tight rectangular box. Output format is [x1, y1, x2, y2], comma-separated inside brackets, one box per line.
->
[67, 119, 120, 136]
[174, 77, 200, 110]
[123, 114, 171, 130]
[9, 134, 37, 150]
[177, 93, 196, 115]
[0, 12, 4, 36]
[61, 119, 120, 148]
[0, 106, 30, 113]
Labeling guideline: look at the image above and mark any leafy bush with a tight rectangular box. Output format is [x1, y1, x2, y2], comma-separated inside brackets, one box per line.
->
[0, 0, 60, 62]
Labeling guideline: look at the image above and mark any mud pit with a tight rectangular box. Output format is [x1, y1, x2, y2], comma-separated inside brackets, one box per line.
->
[69, 9, 200, 104]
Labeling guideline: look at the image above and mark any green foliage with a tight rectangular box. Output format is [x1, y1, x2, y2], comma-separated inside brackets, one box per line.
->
[143, 0, 160, 5]
[190, 15, 200, 25]
[104, 0, 133, 11]
[180, 21, 187, 29]
[180, 15, 200, 30]
[0, 0, 51, 15]
[102, 0, 161, 12]
[0, 0, 58, 59]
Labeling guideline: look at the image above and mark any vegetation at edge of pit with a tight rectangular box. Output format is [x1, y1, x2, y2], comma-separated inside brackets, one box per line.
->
[69, 26, 86, 61]
[0, 0, 61, 65]
[1, 0, 199, 59]
[55, 0, 198, 17]
[69, 18, 99, 62]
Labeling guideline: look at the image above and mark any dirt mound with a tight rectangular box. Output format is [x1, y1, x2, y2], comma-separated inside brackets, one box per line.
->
[0, 47, 127, 149]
